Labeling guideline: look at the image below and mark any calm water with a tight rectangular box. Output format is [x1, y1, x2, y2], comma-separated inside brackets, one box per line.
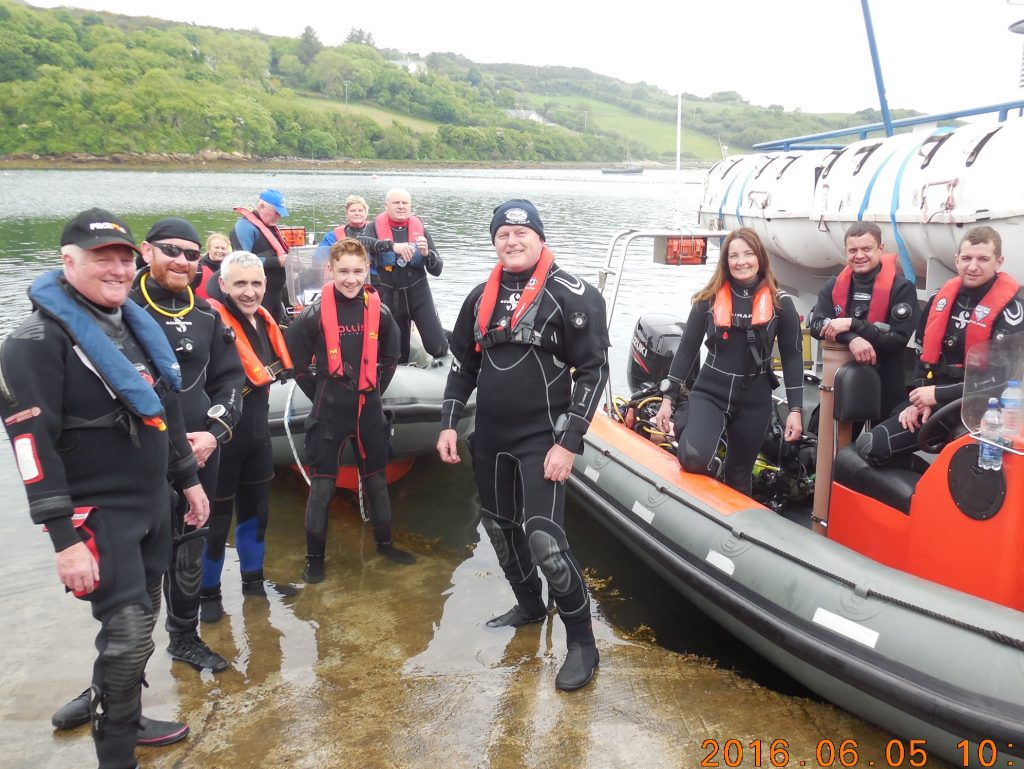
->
[0, 169, 906, 768]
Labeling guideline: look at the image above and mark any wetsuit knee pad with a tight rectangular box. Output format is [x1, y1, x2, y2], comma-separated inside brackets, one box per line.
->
[528, 529, 574, 595]
[480, 512, 519, 569]
[95, 603, 156, 722]
[679, 438, 713, 475]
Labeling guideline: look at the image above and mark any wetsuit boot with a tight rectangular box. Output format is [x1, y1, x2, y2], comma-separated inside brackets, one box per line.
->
[199, 586, 224, 624]
[363, 472, 416, 565]
[240, 569, 267, 598]
[52, 692, 188, 746]
[555, 613, 599, 692]
[303, 476, 335, 582]
[486, 579, 548, 628]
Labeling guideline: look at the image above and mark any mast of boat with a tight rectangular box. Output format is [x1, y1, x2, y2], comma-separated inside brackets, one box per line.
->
[675, 93, 682, 173]
[860, 0, 894, 137]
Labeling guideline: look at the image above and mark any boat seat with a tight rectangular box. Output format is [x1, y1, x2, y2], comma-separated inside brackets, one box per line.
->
[832, 438, 927, 515]
[833, 362, 881, 423]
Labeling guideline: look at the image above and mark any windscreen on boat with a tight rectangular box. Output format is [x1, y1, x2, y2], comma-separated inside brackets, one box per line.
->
[962, 333, 1024, 433]
[283, 246, 324, 308]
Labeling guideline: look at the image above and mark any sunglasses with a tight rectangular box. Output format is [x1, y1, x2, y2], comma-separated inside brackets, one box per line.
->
[151, 241, 201, 262]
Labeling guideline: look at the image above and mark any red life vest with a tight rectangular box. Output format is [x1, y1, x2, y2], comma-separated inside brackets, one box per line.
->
[373, 212, 424, 245]
[921, 273, 1020, 365]
[209, 300, 293, 388]
[831, 252, 898, 324]
[319, 282, 381, 392]
[712, 283, 775, 331]
[233, 207, 289, 257]
[195, 263, 217, 300]
[475, 246, 554, 352]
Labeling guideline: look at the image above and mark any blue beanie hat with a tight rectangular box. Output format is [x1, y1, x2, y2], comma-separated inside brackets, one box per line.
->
[490, 199, 545, 243]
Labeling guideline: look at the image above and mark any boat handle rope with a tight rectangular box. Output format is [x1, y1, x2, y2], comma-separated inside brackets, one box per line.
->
[591, 444, 1024, 652]
[284, 380, 310, 487]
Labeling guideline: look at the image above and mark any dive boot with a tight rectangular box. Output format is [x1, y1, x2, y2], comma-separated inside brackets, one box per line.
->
[51, 689, 90, 730]
[485, 598, 548, 628]
[240, 570, 267, 598]
[199, 588, 224, 624]
[167, 631, 228, 672]
[376, 542, 416, 564]
[554, 642, 600, 691]
[302, 555, 325, 584]
[137, 716, 189, 747]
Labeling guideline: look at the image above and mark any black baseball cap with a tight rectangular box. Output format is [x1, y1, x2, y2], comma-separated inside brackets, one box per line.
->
[60, 208, 141, 255]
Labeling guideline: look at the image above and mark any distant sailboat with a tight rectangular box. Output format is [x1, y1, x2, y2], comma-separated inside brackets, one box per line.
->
[602, 139, 643, 175]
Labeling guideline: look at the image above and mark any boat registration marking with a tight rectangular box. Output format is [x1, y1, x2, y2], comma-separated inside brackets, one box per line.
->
[812, 608, 879, 648]
[706, 550, 735, 575]
[583, 465, 600, 482]
[631, 501, 655, 524]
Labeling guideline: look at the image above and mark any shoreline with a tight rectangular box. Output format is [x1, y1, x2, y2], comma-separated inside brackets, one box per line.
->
[0, 151, 710, 173]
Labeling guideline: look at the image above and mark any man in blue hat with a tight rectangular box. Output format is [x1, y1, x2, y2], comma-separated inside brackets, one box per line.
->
[230, 188, 291, 323]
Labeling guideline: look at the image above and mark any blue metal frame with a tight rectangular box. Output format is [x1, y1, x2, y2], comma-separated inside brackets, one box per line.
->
[752, 100, 1024, 151]
[861, 0, 894, 138]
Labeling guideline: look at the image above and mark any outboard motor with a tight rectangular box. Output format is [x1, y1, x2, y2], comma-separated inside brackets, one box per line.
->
[627, 314, 686, 394]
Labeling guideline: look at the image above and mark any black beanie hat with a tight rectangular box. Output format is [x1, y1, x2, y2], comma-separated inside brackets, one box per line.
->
[489, 199, 545, 243]
[144, 217, 201, 247]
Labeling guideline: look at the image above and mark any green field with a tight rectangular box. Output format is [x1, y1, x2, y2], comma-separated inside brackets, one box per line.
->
[287, 94, 441, 134]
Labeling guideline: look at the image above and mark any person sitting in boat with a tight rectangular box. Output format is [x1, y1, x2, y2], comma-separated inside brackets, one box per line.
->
[192, 231, 230, 300]
[437, 199, 610, 692]
[859, 225, 1024, 466]
[363, 188, 448, 363]
[230, 188, 291, 323]
[313, 194, 393, 286]
[654, 227, 804, 495]
[286, 237, 415, 584]
[808, 221, 919, 419]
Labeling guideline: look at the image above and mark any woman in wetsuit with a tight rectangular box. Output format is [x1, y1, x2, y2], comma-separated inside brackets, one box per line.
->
[654, 227, 804, 495]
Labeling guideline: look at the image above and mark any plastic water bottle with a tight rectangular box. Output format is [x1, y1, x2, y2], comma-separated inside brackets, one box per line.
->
[978, 397, 1004, 471]
[1000, 379, 1023, 442]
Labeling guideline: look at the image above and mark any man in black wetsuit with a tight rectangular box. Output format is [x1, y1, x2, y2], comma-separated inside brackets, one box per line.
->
[860, 225, 1024, 465]
[50, 217, 245, 733]
[808, 221, 919, 418]
[437, 200, 610, 692]
[0, 209, 209, 769]
[230, 188, 292, 323]
[363, 188, 448, 363]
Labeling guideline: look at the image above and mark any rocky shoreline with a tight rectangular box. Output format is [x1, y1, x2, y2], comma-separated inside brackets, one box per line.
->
[0, 151, 691, 172]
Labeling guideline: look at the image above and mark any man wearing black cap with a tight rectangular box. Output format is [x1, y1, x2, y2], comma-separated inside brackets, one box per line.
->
[231, 188, 291, 323]
[363, 188, 448, 363]
[437, 200, 610, 692]
[0, 209, 209, 768]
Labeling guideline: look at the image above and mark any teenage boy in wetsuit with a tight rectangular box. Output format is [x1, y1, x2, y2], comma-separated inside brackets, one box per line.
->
[808, 221, 919, 419]
[286, 238, 415, 584]
[860, 225, 1024, 465]
[0, 208, 208, 769]
[437, 199, 610, 692]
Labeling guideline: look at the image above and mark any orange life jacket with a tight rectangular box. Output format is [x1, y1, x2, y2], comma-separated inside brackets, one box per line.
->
[210, 300, 293, 388]
[319, 283, 381, 392]
[920, 273, 1020, 365]
[373, 212, 426, 268]
[475, 246, 554, 352]
[712, 283, 775, 331]
[195, 263, 217, 300]
[831, 252, 898, 324]
[233, 207, 289, 258]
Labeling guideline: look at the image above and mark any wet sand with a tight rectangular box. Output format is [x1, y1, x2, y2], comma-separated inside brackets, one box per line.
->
[0, 447, 942, 769]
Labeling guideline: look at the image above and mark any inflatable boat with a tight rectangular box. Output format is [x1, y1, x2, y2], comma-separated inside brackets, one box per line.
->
[570, 235, 1024, 767]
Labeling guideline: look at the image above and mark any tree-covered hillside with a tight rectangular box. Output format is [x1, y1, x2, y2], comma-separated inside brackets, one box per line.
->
[0, 1, 917, 163]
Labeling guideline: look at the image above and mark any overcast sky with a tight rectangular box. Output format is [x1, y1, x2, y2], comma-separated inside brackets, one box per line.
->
[29, 0, 1024, 114]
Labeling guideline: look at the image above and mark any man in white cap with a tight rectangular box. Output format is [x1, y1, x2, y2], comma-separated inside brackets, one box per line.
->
[230, 188, 291, 323]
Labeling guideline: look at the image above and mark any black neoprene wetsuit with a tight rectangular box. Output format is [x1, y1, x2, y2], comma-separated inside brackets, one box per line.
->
[664, 280, 804, 496]
[203, 298, 283, 592]
[808, 263, 918, 418]
[363, 219, 447, 361]
[130, 270, 244, 633]
[286, 286, 401, 556]
[861, 277, 1024, 465]
[441, 260, 610, 638]
[0, 279, 198, 769]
